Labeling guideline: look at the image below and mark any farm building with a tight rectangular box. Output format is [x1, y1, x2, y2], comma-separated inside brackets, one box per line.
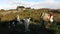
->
[16, 6, 25, 11]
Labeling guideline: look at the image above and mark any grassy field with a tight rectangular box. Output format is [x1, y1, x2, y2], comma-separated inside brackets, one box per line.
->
[0, 9, 60, 34]
[0, 20, 60, 34]
[0, 9, 60, 22]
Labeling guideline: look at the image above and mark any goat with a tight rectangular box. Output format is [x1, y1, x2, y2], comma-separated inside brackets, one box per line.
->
[23, 17, 31, 32]
[40, 12, 54, 28]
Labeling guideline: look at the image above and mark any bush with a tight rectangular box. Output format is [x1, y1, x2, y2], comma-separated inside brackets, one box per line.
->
[49, 22, 60, 34]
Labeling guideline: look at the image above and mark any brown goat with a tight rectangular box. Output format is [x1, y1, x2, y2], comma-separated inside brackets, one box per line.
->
[40, 12, 53, 29]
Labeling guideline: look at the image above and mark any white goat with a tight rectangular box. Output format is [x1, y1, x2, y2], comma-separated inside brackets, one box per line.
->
[23, 17, 31, 32]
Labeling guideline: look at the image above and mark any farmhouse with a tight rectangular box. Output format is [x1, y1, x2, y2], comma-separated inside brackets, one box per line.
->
[16, 6, 25, 11]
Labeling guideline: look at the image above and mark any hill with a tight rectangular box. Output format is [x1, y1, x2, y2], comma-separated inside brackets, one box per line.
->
[0, 8, 60, 22]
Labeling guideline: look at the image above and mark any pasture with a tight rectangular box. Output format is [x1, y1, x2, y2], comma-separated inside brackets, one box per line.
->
[0, 21, 56, 34]
[0, 9, 60, 34]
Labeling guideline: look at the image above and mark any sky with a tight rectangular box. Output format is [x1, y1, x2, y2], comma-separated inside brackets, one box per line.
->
[0, 0, 60, 10]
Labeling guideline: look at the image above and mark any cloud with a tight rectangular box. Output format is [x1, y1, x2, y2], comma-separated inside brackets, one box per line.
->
[31, 0, 60, 9]
[0, 0, 35, 10]
[0, 0, 60, 9]
[10, 0, 60, 9]
[10, 0, 35, 7]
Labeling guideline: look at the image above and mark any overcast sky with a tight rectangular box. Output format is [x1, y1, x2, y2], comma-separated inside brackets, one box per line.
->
[0, 0, 60, 10]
